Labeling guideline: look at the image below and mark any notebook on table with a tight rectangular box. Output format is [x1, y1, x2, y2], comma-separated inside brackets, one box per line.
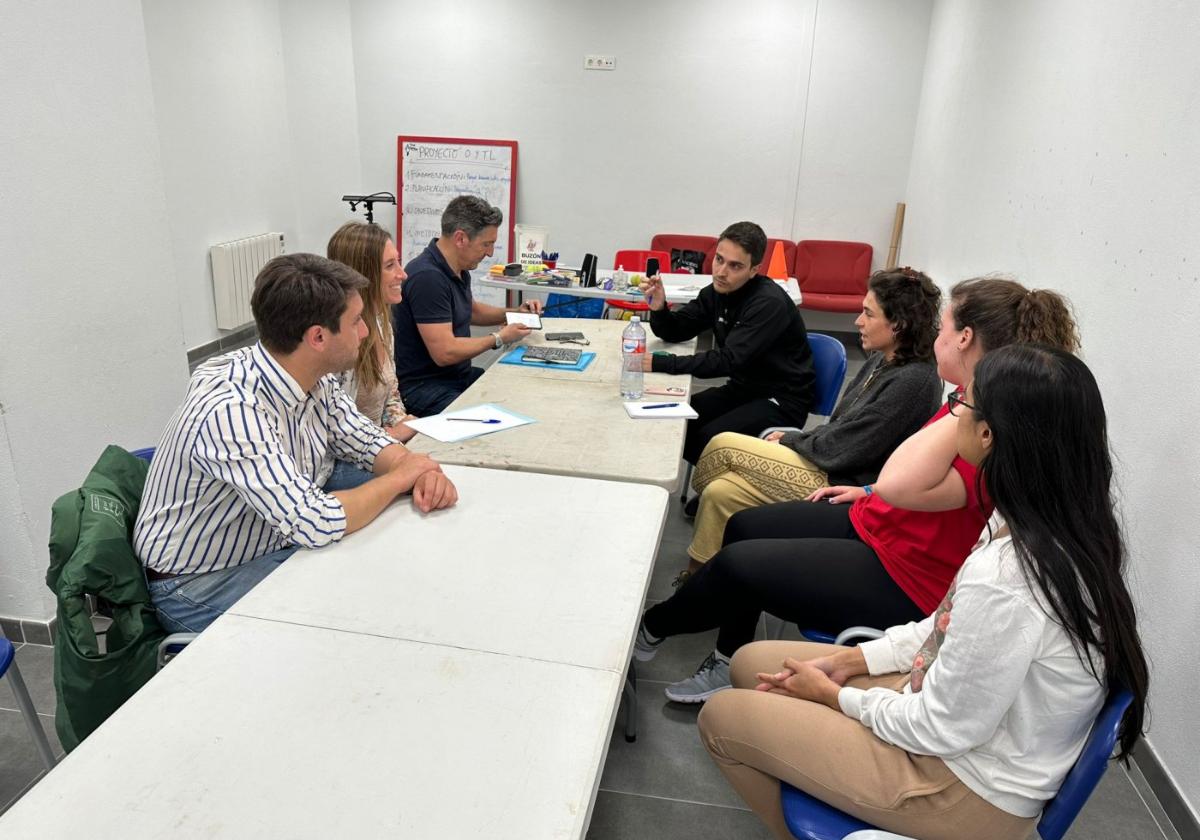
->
[623, 401, 698, 419]
[499, 346, 596, 372]
[521, 346, 583, 364]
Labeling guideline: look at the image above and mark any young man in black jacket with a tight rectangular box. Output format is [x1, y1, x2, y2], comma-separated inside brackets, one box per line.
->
[641, 221, 815, 464]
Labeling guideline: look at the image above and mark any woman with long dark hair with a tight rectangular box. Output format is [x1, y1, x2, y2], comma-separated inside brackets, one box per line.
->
[679, 268, 943, 578]
[696, 344, 1149, 840]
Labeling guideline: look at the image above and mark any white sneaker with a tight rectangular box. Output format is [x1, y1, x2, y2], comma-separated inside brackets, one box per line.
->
[632, 621, 664, 662]
[664, 652, 731, 703]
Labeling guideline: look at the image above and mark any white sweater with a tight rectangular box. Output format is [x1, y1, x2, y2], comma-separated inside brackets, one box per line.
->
[837, 536, 1106, 818]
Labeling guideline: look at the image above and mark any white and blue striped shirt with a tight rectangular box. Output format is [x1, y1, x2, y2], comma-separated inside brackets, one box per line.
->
[134, 342, 394, 576]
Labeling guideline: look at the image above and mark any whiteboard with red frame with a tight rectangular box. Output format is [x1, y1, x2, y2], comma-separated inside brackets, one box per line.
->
[396, 136, 518, 268]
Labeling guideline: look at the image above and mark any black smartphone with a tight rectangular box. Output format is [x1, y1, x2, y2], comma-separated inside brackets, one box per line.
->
[646, 257, 661, 277]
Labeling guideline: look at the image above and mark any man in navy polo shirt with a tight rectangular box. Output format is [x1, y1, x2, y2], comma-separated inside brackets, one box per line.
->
[394, 195, 543, 416]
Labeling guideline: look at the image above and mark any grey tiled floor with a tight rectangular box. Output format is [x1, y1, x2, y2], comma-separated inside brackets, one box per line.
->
[1, 642, 67, 813]
[0, 335, 1187, 838]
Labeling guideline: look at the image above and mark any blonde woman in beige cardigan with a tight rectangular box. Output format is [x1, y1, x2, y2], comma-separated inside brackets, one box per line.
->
[328, 221, 417, 442]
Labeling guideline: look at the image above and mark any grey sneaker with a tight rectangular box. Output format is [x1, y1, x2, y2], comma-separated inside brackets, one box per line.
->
[632, 621, 664, 662]
[664, 652, 731, 703]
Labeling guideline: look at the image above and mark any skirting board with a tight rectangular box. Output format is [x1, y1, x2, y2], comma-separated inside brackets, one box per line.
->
[1135, 738, 1200, 840]
[0, 615, 56, 646]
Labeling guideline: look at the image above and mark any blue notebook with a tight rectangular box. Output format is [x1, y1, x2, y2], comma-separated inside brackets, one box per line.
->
[500, 346, 596, 372]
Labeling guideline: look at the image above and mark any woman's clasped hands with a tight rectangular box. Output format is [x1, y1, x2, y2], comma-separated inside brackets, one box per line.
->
[755, 647, 869, 711]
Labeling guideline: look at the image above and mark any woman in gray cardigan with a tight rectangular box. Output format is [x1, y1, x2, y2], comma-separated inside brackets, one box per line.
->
[684, 269, 943, 575]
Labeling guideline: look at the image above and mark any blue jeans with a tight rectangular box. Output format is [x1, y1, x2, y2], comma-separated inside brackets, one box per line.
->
[400, 366, 485, 416]
[148, 460, 374, 634]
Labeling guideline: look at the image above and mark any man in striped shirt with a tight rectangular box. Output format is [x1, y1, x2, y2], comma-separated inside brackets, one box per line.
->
[135, 254, 457, 633]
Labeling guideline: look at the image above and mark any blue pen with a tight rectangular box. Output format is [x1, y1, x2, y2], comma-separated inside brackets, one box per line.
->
[447, 417, 502, 423]
[642, 403, 679, 410]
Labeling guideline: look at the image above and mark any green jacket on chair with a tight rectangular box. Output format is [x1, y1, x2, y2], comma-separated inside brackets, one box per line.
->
[46, 445, 165, 752]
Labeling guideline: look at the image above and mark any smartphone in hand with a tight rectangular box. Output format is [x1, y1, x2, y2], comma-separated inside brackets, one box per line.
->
[505, 311, 542, 329]
[646, 257, 661, 277]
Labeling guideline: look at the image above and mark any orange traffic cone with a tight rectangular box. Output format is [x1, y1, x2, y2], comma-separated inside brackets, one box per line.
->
[765, 241, 788, 280]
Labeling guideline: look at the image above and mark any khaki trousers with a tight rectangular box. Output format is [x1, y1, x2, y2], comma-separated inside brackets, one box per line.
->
[689, 432, 829, 562]
[698, 640, 1037, 840]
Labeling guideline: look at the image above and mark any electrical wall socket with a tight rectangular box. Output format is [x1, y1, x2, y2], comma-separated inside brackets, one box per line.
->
[584, 54, 616, 70]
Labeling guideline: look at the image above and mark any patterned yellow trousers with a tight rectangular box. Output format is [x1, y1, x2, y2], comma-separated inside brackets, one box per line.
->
[688, 432, 829, 562]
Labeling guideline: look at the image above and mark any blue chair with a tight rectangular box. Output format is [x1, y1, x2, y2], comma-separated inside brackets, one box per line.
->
[796, 626, 884, 646]
[1, 637, 57, 770]
[543, 292, 603, 319]
[130, 447, 198, 665]
[780, 687, 1136, 840]
[808, 332, 850, 418]
[682, 333, 849, 504]
[123, 447, 198, 668]
[765, 333, 849, 425]
[756, 336, 851, 638]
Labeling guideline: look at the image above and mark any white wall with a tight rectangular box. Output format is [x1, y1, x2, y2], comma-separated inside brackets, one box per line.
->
[349, 0, 931, 271]
[141, 0, 367, 349]
[279, 0, 366, 254]
[903, 0, 1199, 818]
[140, 0, 931, 343]
[142, 0, 301, 349]
[0, 0, 189, 619]
[797, 0, 933, 250]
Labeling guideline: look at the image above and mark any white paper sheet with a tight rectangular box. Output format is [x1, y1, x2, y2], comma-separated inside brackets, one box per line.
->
[405, 404, 536, 442]
[623, 401, 698, 419]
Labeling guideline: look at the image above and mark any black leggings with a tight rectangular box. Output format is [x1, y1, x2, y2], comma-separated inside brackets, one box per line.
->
[644, 500, 925, 657]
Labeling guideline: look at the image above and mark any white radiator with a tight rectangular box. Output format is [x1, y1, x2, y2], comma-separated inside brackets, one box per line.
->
[210, 232, 285, 330]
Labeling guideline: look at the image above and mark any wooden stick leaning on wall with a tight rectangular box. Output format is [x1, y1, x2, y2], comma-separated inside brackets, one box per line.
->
[886, 202, 906, 269]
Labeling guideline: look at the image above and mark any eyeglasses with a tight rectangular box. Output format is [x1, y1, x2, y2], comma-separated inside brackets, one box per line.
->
[947, 390, 978, 417]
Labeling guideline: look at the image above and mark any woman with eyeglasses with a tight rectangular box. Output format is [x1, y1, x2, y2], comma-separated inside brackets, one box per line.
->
[695, 344, 1149, 840]
[634, 277, 1080, 705]
[327, 221, 418, 443]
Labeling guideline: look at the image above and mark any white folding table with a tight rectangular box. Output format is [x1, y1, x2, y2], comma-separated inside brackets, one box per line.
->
[0, 614, 623, 839]
[228, 465, 668, 673]
[0, 466, 669, 839]
[478, 270, 802, 307]
[407, 319, 697, 492]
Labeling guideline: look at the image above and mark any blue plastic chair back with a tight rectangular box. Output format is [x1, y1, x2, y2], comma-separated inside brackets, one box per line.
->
[544, 292, 603, 319]
[780, 687, 1134, 840]
[808, 333, 848, 417]
[0, 637, 14, 676]
[1037, 688, 1134, 840]
[130, 447, 156, 463]
[800, 630, 837, 645]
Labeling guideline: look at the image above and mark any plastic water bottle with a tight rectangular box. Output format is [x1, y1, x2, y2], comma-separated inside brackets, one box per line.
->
[620, 316, 646, 399]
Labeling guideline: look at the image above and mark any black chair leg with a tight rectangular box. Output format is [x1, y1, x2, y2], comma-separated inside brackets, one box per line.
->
[623, 662, 638, 742]
[680, 463, 694, 505]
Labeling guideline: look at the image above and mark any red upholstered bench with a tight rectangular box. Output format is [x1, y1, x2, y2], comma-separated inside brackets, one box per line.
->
[793, 240, 872, 312]
[647, 234, 871, 313]
[650, 233, 799, 278]
[649, 234, 716, 274]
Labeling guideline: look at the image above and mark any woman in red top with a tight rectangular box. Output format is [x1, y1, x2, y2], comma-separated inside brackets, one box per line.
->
[634, 278, 1080, 704]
